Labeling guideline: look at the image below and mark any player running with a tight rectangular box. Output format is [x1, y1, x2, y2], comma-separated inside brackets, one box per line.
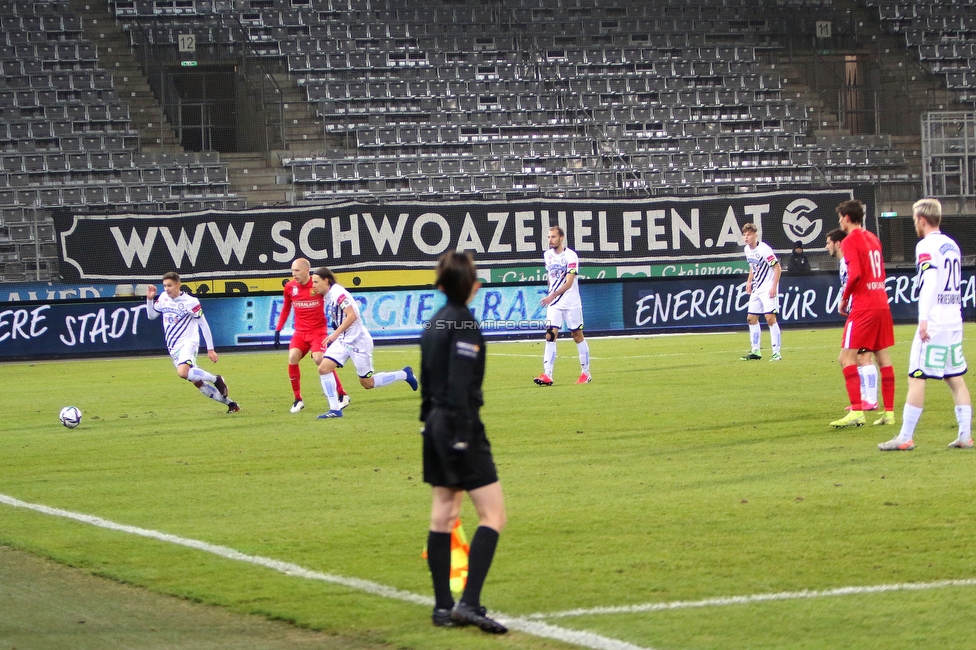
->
[312, 267, 418, 419]
[146, 271, 239, 413]
[829, 200, 896, 428]
[274, 258, 349, 414]
[878, 198, 972, 451]
[739, 223, 782, 361]
[534, 226, 591, 386]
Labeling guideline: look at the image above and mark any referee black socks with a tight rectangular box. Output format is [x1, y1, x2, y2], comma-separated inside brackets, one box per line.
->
[426, 530, 454, 610]
[460, 525, 500, 609]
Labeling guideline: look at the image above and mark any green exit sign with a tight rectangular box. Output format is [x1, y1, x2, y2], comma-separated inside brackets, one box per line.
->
[180, 60, 198, 67]
[880, 211, 898, 218]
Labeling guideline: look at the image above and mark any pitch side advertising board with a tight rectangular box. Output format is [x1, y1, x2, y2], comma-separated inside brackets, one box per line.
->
[53, 189, 869, 282]
[622, 271, 975, 331]
[2, 271, 974, 360]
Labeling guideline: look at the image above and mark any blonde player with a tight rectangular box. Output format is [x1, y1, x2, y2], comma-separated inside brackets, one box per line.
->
[146, 272, 240, 413]
[879, 198, 972, 451]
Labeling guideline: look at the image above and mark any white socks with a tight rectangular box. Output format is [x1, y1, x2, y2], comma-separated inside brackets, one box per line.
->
[899, 404, 923, 442]
[748, 323, 761, 351]
[956, 405, 973, 441]
[198, 383, 230, 405]
[896, 404, 971, 442]
[577, 340, 590, 374]
[859, 365, 879, 404]
[769, 323, 781, 354]
[373, 370, 406, 387]
[543, 341, 556, 376]
[188, 367, 216, 383]
[319, 372, 340, 410]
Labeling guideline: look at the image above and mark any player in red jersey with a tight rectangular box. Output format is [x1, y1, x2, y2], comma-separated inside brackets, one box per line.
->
[274, 258, 348, 413]
[830, 200, 897, 428]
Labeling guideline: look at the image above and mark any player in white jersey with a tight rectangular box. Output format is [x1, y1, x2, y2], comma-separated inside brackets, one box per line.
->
[739, 223, 782, 361]
[826, 229, 880, 411]
[311, 267, 418, 419]
[534, 226, 591, 386]
[145, 271, 240, 413]
[879, 198, 972, 451]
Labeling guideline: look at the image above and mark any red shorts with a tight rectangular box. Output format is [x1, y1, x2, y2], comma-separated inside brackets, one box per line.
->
[289, 329, 327, 356]
[842, 308, 894, 352]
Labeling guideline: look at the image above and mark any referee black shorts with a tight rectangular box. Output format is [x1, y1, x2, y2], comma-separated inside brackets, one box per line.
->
[422, 408, 498, 491]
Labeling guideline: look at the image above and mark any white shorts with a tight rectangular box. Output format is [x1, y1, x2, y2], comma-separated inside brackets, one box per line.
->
[546, 305, 584, 331]
[169, 341, 198, 368]
[324, 335, 374, 377]
[748, 291, 780, 316]
[908, 328, 967, 379]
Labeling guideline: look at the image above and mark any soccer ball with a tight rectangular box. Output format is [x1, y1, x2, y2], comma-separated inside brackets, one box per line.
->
[59, 406, 82, 429]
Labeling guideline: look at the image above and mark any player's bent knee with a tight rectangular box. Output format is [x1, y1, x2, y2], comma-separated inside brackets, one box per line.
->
[545, 328, 557, 342]
[360, 377, 374, 389]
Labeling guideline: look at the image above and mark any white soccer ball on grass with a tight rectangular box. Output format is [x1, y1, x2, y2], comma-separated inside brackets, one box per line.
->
[59, 406, 82, 429]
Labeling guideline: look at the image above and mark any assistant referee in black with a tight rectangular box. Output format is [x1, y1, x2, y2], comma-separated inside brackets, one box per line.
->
[420, 251, 507, 634]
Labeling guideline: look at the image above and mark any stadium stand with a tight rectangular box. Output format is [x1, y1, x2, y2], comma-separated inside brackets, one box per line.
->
[0, 0, 243, 279]
[4, 0, 964, 281]
[0, 3, 241, 214]
[98, 0, 917, 205]
[868, 0, 976, 106]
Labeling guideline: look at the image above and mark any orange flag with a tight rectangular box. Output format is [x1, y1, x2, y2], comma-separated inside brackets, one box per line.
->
[422, 519, 469, 595]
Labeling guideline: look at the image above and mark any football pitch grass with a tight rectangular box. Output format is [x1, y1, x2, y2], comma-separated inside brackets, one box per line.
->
[2, 324, 975, 650]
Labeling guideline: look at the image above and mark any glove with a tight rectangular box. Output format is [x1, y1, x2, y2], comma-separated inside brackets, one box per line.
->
[273, 330, 281, 350]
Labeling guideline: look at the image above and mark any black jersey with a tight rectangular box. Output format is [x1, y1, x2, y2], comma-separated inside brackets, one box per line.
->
[420, 300, 485, 435]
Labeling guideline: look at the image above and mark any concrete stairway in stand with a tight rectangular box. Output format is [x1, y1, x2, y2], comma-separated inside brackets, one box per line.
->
[68, 0, 183, 153]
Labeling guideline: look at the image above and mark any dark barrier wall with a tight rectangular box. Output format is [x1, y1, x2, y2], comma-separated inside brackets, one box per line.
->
[53, 189, 870, 282]
[2, 270, 973, 361]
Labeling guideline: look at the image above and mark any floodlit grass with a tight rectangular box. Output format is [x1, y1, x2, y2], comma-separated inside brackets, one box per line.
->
[2, 324, 976, 650]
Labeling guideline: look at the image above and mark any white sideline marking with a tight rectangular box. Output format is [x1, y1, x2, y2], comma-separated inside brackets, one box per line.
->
[528, 579, 976, 620]
[0, 493, 652, 650]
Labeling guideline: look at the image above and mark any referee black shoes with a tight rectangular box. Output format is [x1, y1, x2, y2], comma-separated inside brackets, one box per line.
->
[450, 602, 508, 634]
[431, 608, 457, 627]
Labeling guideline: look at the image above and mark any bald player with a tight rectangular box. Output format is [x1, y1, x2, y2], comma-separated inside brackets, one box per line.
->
[274, 258, 348, 413]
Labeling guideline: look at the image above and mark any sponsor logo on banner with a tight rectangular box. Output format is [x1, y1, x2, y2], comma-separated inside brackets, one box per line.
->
[781, 198, 823, 245]
[53, 190, 869, 282]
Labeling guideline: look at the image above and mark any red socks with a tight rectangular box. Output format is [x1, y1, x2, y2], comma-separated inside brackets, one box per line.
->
[843, 365, 861, 408]
[880, 365, 895, 412]
[333, 371, 346, 398]
[291, 363, 346, 400]
[289, 364, 301, 400]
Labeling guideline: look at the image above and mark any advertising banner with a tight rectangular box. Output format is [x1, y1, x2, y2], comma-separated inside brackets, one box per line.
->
[0, 301, 164, 358]
[54, 189, 869, 282]
[0, 283, 621, 359]
[5, 269, 969, 361]
[622, 271, 975, 331]
[211, 283, 623, 346]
